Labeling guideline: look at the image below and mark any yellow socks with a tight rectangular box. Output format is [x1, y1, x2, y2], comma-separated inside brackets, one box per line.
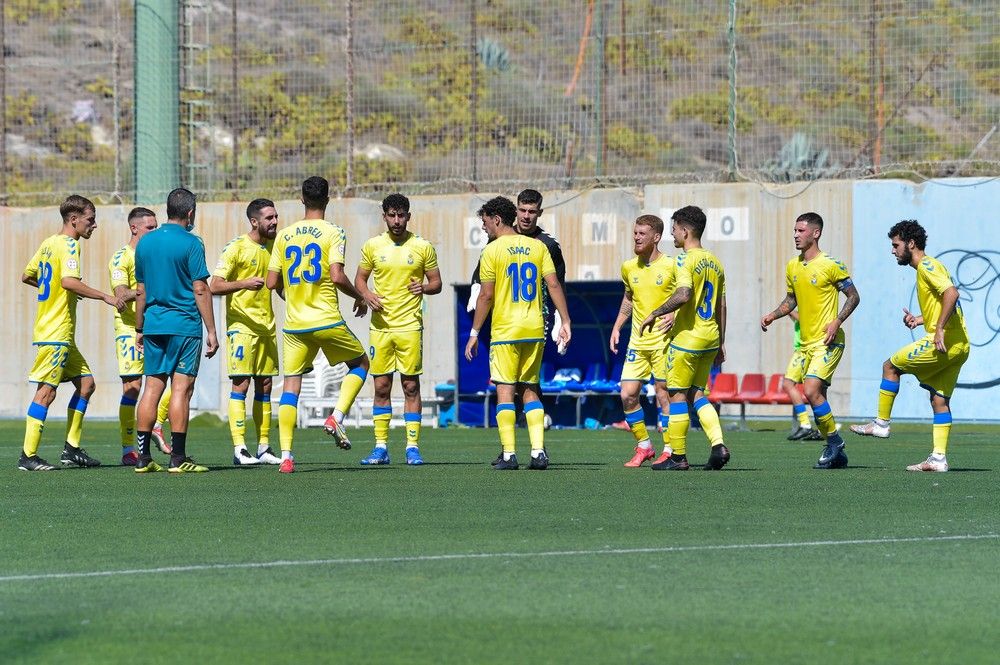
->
[156, 386, 171, 425]
[229, 392, 247, 447]
[878, 379, 899, 422]
[811, 400, 839, 440]
[404, 413, 421, 448]
[253, 393, 272, 445]
[23, 402, 48, 457]
[659, 414, 671, 450]
[119, 396, 137, 448]
[667, 402, 689, 456]
[278, 392, 298, 453]
[65, 394, 88, 448]
[335, 367, 368, 415]
[373, 405, 391, 444]
[524, 401, 545, 452]
[932, 412, 952, 455]
[624, 407, 649, 445]
[793, 403, 810, 428]
[496, 403, 517, 455]
[694, 397, 724, 446]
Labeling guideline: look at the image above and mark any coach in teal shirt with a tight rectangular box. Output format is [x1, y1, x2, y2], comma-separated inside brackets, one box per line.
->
[136, 221, 211, 338]
[133, 188, 219, 472]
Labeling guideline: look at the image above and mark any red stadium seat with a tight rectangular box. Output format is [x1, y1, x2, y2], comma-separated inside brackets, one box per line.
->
[707, 372, 738, 403]
[735, 373, 766, 402]
[756, 373, 792, 405]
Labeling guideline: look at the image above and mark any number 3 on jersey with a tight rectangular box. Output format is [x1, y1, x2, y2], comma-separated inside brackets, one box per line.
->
[506, 262, 538, 302]
[697, 280, 714, 319]
[286, 243, 322, 285]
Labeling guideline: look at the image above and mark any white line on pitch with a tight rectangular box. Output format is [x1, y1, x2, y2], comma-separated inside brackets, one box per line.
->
[0, 533, 995, 584]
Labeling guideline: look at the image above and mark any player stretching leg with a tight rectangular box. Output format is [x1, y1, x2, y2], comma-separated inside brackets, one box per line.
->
[465, 197, 571, 470]
[761, 212, 860, 470]
[210, 199, 282, 466]
[641, 206, 730, 471]
[19, 196, 124, 471]
[851, 220, 969, 472]
[354, 194, 442, 466]
[610, 215, 674, 467]
[110, 207, 173, 465]
[266, 177, 370, 474]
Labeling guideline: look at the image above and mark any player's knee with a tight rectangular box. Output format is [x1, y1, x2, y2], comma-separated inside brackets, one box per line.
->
[882, 359, 900, 379]
[78, 376, 96, 399]
[401, 380, 420, 399]
[351, 354, 370, 371]
[34, 384, 58, 407]
[232, 377, 251, 394]
[257, 376, 273, 394]
[804, 385, 824, 404]
[781, 378, 797, 393]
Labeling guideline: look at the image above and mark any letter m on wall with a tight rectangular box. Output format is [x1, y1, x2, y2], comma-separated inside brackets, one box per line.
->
[583, 213, 617, 246]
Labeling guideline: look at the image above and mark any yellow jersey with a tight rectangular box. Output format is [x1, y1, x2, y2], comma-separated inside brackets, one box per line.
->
[786, 252, 850, 346]
[268, 220, 348, 334]
[214, 234, 276, 336]
[359, 231, 439, 332]
[916, 256, 968, 343]
[109, 244, 137, 333]
[479, 233, 556, 344]
[24, 234, 83, 345]
[671, 247, 725, 350]
[621, 253, 674, 351]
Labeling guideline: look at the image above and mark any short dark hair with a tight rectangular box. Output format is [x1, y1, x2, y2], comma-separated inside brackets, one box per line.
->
[888, 219, 927, 250]
[671, 205, 706, 239]
[60, 195, 95, 221]
[477, 196, 517, 227]
[796, 212, 824, 229]
[166, 188, 197, 220]
[635, 214, 664, 236]
[302, 176, 329, 210]
[127, 207, 155, 223]
[382, 193, 410, 213]
[517, 189, 543, 208]
[246, 198, 275, 221]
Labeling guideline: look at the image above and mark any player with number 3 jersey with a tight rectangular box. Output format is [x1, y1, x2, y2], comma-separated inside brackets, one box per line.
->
[640, 205, 730, 471]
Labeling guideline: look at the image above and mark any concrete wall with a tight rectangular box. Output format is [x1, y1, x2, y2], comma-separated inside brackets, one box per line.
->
[3, 178, 996, 422]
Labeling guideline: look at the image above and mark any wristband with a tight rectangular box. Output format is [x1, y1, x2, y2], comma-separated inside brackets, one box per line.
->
[469, 329, 479, 338]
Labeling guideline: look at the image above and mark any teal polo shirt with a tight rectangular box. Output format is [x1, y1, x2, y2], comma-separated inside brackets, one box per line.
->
[135, 223, 211, 338]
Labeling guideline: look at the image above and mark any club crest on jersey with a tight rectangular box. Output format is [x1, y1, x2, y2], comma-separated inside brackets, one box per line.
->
[67, 259, 79, 271]
[407, 254, 414, 265]
[656, 274, 663, 285]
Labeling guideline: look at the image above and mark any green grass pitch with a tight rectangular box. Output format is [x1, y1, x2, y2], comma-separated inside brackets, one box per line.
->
[1, 419, 997, 664]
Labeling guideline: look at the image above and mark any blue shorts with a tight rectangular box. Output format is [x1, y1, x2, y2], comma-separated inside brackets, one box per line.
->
[144, 335, 202, 377]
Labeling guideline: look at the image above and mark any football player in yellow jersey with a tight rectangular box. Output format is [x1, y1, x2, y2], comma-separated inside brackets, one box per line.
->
[110, 207, 173, 466]
[265, 176, 370, 474]
[610, 215, 675, 467]
[761, 212, 861, 470]
[465, 196, 571, 470]
[210, 198, 282, 466]
[354, 193, 442, 466]
[18, 195, 125, 471]
[640, 206, 730, 471]
[851, 220, 970, 472]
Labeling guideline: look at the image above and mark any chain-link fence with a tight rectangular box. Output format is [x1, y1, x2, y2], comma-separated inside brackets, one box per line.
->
[1, 0, 998, 205]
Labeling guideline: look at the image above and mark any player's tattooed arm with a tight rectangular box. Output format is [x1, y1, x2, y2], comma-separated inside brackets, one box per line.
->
[835, 281, 860, 323]
[114, 284, 138, 303]
[640, 287, 692, 335]
[761, 293, 796, 332]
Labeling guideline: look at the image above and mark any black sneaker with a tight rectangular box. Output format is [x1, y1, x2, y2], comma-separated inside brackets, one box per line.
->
[528, 450, 549, 470]
[651, 454, 689, 470]
[815, 449, 848, 469]
[805, 429, 824, 441]
[787, 426, 812, 441]
[491, 449, 504, 468]
[493, 454, 518, 470]
[704, 444, 731, 470]
[60, 444, 101, 467]
[18, 453, 57, 471]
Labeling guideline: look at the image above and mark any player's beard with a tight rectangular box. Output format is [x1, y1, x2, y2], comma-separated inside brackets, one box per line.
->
[896, 250, 911, 266]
